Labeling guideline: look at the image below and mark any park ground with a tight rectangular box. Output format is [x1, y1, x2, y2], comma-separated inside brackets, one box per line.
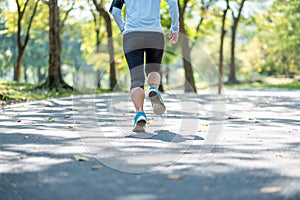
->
[0, 85, 299, 200]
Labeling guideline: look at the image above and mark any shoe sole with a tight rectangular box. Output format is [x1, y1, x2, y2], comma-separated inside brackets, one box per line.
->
[149, 91, 166, 115]
[132, 119, 146, 132]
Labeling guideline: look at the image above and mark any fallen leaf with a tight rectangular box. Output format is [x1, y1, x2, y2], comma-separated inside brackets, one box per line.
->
[48, 117, 54, 122]
[201, 123, 209, 127]
[74, 155, 89, 162]
[75, 121, 81, 124]
[180, 150, 192, 154]
[255, 120, 260, 123]
[146, 121, 151, 125]
[44, 104, 51, 107]
[64, 115, 70, 119]
[228, 116, 238, 119]
[260, 187, 282, 194]
[68, 126, 73, 129]
[168, 175, 183, 180]
[215, 162, 227, 166]
[20, 154, 27, 159]
[91, 165, 102, 170]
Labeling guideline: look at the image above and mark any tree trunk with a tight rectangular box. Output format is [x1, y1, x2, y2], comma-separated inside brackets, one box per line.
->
[179, 13, 197, 93]
[228, 0, 246, 84]
[37, 66, 42, 83]
[14, 0, 40, 82]
[218, 2, 229, 94]
[283, 55, 290, 78]
[91, 7, 102, 88]
[14, 50, 23, 81]
[23, 64, 27, 83]
[228, 22, 238, 83]
[37, 0, 71, 90]
[105, 14, 117, 89]
[92, 0, 117, 90]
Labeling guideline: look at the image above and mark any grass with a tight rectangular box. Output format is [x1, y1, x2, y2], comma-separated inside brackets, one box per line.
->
[0, 81, 112, 105]
[0, 81, 72, 103]
[225, 81, 300, 90]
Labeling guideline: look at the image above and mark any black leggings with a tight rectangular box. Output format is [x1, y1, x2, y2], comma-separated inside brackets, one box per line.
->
[123, 31, 165, 89]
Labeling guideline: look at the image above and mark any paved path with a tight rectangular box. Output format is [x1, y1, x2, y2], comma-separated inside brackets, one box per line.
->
[0, 88, 299, 200]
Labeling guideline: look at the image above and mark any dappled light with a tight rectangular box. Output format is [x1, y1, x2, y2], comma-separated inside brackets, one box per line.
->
[0, 0, 299, 199]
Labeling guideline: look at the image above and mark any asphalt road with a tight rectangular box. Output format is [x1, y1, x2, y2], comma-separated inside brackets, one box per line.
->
[0, 88, 299, 200]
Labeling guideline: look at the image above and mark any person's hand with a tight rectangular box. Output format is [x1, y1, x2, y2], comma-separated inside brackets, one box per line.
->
[169, 30, 178, 45]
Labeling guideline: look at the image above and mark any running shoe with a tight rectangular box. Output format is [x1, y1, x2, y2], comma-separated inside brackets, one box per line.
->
[133, 111, 147, 132]
[148, 86, 166, 115]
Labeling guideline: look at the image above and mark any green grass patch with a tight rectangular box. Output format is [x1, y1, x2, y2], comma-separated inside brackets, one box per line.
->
[0, 81, 112, 104]
[0, 81, 72, 103]
[226, 81, 300, 90]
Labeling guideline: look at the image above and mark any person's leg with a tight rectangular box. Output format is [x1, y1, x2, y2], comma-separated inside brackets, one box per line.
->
[145, 48, 164, 88]
[145, 47, 166, 115]
[130, 87, 145, 112]
[124, 49, 145, 112]
[144, 32, 165, 115]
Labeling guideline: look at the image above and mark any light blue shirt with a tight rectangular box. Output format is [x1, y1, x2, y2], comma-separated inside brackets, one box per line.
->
[111, 0, 179, 34]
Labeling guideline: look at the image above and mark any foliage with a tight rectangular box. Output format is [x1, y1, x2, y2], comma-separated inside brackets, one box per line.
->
[242, 0, 300, 77]
[0, 0, 299, 91]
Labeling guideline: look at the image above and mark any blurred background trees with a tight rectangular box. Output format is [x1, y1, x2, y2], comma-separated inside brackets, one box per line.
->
[0, 0, 299, 92]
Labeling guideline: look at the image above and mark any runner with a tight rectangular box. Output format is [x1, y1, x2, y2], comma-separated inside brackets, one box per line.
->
[109, 0, 179, 132]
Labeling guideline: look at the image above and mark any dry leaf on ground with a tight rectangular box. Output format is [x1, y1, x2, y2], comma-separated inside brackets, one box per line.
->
[260, 187, 282, 193]
[168, 175, 183, 180]
[91, 165, 102, 170]
[48, 117, 54, 122]
[64, 115, 70, 119]
[74, 155, 89, 162]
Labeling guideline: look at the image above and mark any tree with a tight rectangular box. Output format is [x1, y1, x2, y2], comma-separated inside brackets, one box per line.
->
[259, 0, 300, 77]
[38, 0, 72, 90]
[178, 0, 197, 93]
[92, 0, 117, 90]
[0, 26, 17, 79]
[218, 0, 230, 94]
[228, 0, 246, 83]
[190, 0, 216, 51]
[87, 0, 105, 88]
[14, 0, 40, 81]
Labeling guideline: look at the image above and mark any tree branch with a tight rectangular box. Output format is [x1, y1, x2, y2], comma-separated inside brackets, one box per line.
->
[15, 0, 21, 14]
[61, 0, 75, 28]
[22, 0, 30, 13]
[230, 0, 246, 20]
[23, 0, 40, 48]
[190, 0, 215, 51]
[236, 0, 246, 21]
